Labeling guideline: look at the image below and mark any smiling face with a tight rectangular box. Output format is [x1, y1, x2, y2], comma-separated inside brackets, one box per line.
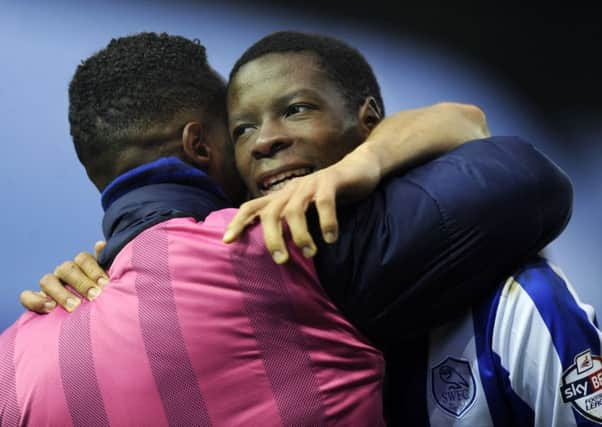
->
[227, 52, 367, 197]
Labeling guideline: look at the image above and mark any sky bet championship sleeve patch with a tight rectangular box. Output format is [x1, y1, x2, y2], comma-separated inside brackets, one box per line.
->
[561, 349, 602, 423]
[432, 357, 477, 418]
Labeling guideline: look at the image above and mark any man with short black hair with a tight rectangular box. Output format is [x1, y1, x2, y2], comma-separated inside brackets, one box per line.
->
[224, 31, 602, 426]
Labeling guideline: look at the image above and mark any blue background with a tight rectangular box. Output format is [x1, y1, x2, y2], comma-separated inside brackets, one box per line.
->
[1, 0, 600, 330]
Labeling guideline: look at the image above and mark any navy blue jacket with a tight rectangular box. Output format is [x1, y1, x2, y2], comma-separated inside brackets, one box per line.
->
[312, 136, 572, 346]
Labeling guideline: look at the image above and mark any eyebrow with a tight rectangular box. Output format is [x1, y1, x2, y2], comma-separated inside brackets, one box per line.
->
[229, 89, 322, 124]
[275, 89, 322, 108]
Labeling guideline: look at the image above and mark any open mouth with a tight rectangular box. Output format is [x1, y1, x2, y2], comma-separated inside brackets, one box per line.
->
[259, 167, 314, 194]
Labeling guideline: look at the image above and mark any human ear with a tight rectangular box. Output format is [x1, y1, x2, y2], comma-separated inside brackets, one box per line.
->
[357, 96, 382, 134]
[182, 121, 211, 168]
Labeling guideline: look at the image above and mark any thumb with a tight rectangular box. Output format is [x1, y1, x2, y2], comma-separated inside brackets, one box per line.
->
[94, 241, 107, 260]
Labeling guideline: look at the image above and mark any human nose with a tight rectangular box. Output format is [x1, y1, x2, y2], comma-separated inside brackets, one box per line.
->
[251, 119, 293, 160]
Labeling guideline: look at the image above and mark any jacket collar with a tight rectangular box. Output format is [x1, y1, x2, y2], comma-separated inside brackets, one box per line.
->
[98, 157, 232, 267]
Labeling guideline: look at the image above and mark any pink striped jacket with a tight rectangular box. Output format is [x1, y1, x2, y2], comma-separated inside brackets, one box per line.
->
[0, 210, 384, 426]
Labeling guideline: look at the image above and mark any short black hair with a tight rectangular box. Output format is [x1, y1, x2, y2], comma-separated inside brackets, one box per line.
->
[69, 32, 226, 188]
[229, 31, 384, 116]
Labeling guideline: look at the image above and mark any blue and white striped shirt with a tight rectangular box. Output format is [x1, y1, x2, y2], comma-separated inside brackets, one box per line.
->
[389, 257, 602, 426]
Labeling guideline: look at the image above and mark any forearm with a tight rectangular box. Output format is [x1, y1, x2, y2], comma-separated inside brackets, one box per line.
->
[344, 102, 490, 179]
[316, 136, 573, 344]
[222, 103, 490, 261]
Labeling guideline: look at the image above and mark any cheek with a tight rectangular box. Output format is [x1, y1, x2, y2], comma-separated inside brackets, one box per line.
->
[311, 130, 359, 169]
[234, 144, 247, 170]
[234, 147, 254, 186]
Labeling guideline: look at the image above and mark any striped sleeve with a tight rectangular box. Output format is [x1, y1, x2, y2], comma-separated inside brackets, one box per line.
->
[491, 259, 602, 426]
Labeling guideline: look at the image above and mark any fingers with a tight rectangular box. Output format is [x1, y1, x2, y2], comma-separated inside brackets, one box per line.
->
[94, 240, 107, 259]
[20, 290, 56, 314]
[261, 211, 289, 264]
[223, 199, 265, 243]
[74, 252, 109, 288]
[254, 194, 290, 263]
[39, 273, 82, 312]
[314, 189, 339, 244]
[54, 260, 102, 302]
[282, 197, 316, 258]
[225, 193, 299, 264]
[224, 176, 339, 263]
[28, 247, 109, 315]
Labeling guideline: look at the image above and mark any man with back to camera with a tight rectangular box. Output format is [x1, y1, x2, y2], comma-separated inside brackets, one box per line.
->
[10, 31, 577, 426]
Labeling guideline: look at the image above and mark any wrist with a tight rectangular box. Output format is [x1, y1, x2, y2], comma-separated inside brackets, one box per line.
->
[345, 143, 383, 181]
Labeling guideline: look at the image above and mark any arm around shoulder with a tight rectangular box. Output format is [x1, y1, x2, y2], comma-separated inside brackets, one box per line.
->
[315, 136, 574, 346]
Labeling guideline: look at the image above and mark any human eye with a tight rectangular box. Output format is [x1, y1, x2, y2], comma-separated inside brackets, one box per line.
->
[231, 124, 255, 142]
[283, 103, 315, 118]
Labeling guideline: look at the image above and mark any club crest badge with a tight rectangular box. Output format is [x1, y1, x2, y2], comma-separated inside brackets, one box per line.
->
[560, 349, 602, 423]
[432, 357, 477, 418]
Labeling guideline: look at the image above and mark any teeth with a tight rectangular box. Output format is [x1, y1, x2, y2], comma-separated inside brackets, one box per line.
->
[262, 167, 313, 191]
[268, 181, 289, 192]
